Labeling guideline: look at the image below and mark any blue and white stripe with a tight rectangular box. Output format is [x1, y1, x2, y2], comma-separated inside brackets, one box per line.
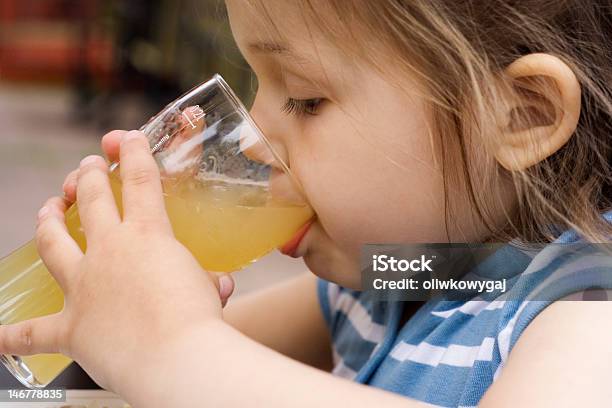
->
[317, 211, 612, 407]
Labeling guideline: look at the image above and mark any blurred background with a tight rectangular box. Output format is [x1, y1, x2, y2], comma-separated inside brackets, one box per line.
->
[0, 0, 306, 393]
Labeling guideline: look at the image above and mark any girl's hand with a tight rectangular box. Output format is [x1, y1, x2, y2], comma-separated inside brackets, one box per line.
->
[0, 130, 232, 392]
[62, 129, 234, 307]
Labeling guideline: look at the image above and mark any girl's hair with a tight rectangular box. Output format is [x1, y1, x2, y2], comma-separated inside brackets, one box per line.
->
[246, 0, 612, 243]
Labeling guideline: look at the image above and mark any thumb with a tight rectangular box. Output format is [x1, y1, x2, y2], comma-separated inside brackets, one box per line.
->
[0, 314, 66, 356]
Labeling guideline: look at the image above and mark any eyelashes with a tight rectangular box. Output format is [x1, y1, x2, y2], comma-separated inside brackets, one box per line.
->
[281, 97, 323, 116]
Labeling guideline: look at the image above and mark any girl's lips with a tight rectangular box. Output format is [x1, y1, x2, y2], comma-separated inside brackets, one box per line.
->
[279, 219, 314, 257]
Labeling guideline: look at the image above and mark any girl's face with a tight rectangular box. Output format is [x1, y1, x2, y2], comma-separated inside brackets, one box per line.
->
[226, 1, 501, 288]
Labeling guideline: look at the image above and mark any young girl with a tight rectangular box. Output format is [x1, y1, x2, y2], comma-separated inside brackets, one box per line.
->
[3, 0, 611, 406]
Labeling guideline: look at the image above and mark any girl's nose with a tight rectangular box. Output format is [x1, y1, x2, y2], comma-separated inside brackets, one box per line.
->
[239, 97, 308, 206]
[240, 100, 290, 171]
[238, 124, 289, 171]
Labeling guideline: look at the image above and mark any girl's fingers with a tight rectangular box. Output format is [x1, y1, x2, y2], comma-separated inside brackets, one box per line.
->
[0, 314, 65, 356]
[64, 130, 126, 203]
[119, 131, 171, 229]
[42, 195, 69, 217]
[35, 198, 82, 292]
[62, 169, 79, 203]
[101, 130, 126, 163]
[212, 273, 235, 307]
[76, 155, 121, 240]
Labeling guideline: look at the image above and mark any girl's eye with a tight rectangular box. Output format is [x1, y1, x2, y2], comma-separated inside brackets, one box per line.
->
[281, 97, 323, 116]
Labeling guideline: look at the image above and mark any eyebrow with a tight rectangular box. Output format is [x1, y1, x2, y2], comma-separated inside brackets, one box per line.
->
[248, 41, 318, 72]
[247, 41, 293, 55]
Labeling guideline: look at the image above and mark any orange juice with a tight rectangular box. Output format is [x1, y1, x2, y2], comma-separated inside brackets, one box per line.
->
[0, 171, 313, 386]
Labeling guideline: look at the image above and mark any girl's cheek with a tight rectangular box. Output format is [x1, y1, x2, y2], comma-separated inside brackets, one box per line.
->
[294, 137, 446, 251]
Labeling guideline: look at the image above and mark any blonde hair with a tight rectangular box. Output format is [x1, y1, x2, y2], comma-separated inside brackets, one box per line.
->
[245, 0, 612, 243]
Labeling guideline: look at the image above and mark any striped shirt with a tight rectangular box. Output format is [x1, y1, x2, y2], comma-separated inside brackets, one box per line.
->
[317, 212, 612, 407]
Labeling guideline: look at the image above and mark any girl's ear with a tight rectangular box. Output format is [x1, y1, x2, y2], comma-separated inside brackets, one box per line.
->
[494, 53, 581, 171]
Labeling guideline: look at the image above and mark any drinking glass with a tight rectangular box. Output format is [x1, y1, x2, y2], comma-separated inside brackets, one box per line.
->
[0, 74, 314, 388]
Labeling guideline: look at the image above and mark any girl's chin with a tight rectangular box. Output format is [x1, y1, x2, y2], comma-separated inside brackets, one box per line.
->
[293, 222, 362, 289]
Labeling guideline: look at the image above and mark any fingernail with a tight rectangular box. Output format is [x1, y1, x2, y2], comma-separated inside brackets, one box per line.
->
[218, 275, 234, 299]
[80, 155, 99, 167]
[37, 206, 50, 220]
